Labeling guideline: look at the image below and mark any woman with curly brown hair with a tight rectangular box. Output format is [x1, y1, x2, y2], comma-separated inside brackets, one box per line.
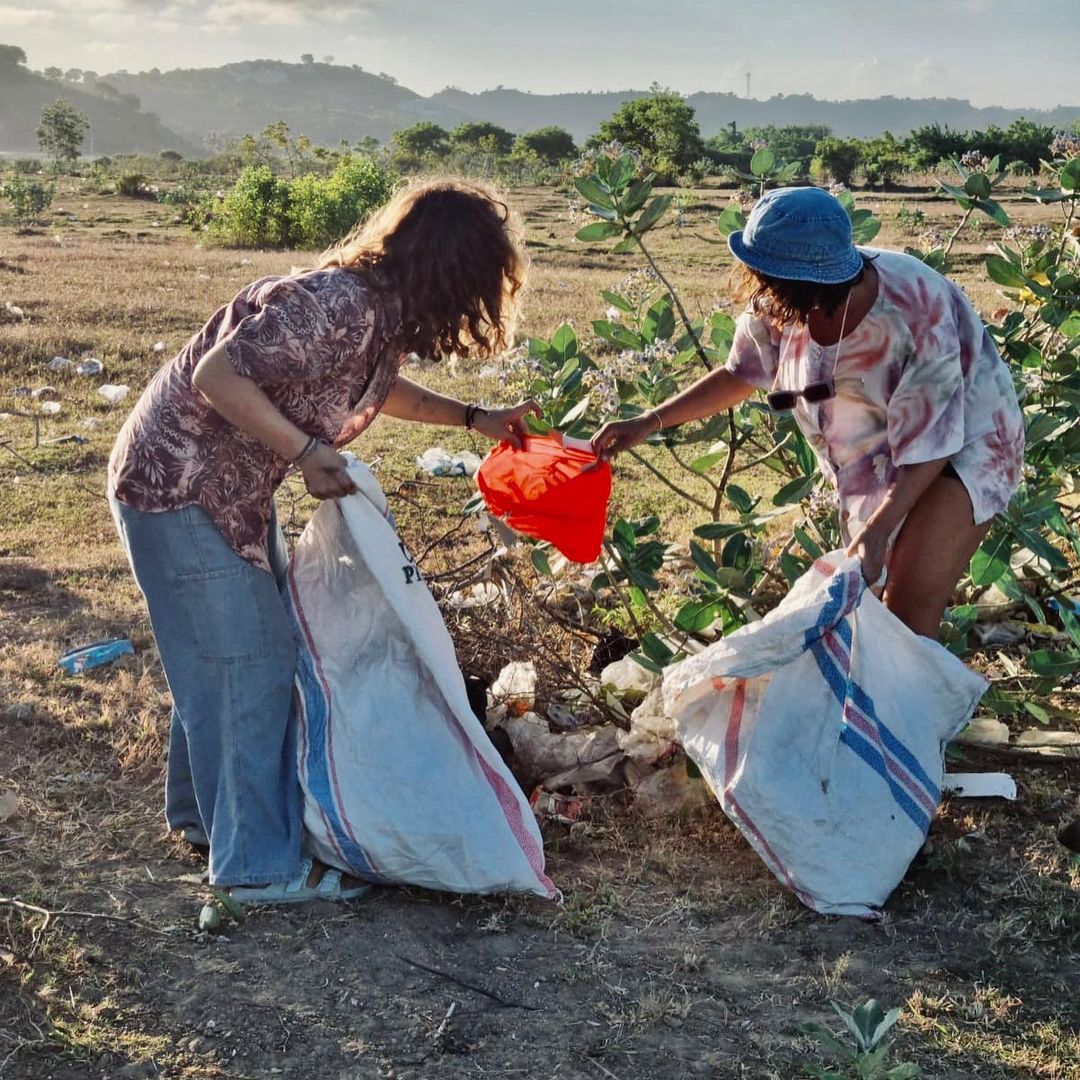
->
[108, 179, 536, 902]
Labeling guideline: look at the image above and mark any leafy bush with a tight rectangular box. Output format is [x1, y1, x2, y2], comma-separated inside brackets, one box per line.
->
[506, 148, 1080, 721]
[205, 156, 395, 249]
[116, 172, 148, 197]
[0, 175, 55, 226]
[590, 92, 704, 182]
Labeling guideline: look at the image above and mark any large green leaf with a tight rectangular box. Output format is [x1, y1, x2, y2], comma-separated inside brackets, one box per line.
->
[573, 176, 612, 208]
[576, 220, 622, 242]
[974, 196, 1009, 226]
[848, 208, 881, 245]
[675, 598, 721, 633]
[964, 172, 991, 199]
[772, 475, 816, 505]
[716, 204, 747, 238]
[619, 177, 653, 216]
[550, 323, 577, 360]
[1025, 649, 1080, 678]
[600, 289, 634, 314]
[970, 531, 1013, 586]
[985, 255, 1027, 288]
[1060, 158, 1080, 192]
[634, 194, 672, 235]
[749, 148, 776, 177]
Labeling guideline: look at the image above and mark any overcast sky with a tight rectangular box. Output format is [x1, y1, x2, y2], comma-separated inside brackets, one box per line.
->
[2, 0, 1077, 108]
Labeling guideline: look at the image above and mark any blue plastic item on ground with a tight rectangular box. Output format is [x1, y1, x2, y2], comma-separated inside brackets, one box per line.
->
[57, 638, 134, 675]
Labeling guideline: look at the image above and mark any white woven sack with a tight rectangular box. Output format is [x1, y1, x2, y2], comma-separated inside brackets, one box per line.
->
[664, 552, 986, 917]
[285, 457, 554, 898]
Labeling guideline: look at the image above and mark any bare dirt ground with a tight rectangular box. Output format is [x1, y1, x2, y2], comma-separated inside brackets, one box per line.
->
[1, 179, 1079, 1080]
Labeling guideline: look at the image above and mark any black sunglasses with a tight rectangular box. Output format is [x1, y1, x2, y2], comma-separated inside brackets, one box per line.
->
[766, 380, 835, 412]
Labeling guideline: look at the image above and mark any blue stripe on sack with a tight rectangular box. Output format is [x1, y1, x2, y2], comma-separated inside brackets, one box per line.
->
[800, 569, 933, 832]
[852, 683, 941, 801]
[838, 725, 931, 832]
[286, 590, 380, 881]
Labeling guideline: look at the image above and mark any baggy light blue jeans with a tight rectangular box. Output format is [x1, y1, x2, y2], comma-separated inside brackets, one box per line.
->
[109, 493, 303, 886]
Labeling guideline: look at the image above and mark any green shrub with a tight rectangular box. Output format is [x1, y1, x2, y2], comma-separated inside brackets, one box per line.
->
[116, 172, 147, 197]
[0, 175, 54, 226]
[206, 156, 395, 249]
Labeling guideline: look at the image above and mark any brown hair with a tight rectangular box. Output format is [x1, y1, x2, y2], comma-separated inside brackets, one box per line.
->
[320, 177, 525, 360]
[730, 256, 871, 326]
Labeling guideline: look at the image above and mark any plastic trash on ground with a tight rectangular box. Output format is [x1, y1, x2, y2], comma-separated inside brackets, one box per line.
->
[98, 384, 130, 404]
[476, 433, 612, 564]
[75, 358, 104, 377]
[416, 447, 482, 477]
[664, 552, 988, 918]
[499, 712, 622, 790]
[58, 638, 134, 675]
[39, 401, 61, 415]
[47, 356, 74, 372]
[490, 660, 537, 716]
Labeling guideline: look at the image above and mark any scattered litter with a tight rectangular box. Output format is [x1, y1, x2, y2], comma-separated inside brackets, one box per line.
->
[445, 582, 500, 609]
[75, 357, 104, 377]
[198, 903, 222, 933]
[153, 340, 166, 353]
[530, 788, 587, 825]
[30, 386, 59, 400]
[617, 687, 678, 765]
[500, 712, 622, 789]
[954, 717, 1010, 747]
[42, 433, 88, 445]
[416, 447, 482, 477]
[627, 758, 709, 818]
[57, 637, 134, 675]
[3, 302, 24, 321]
[943, 773, 1017, 799]
[600, 655, 660, 705]
[10, 387, 32, 397]
[39, 401, 61, 415]
[0, 790, 18, 824]
[47, 356, 74, 372]
[1014, 728, 1080, 752]
[490, 661, 537, 716]
[98, 384, 130, 404]
[972, 619, 1027, 646]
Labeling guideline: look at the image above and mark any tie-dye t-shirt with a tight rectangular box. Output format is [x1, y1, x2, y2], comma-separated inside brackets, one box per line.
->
[724, 249, 1024, 544]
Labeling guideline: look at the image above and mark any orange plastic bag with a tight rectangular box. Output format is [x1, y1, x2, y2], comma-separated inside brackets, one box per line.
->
[476, 433, 612, 563]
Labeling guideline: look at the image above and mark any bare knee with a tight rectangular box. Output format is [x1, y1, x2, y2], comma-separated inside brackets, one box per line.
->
[883, 586, 947, 640]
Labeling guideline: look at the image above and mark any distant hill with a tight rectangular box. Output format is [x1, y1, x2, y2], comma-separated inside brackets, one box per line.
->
[436, 87, 1080, 142]
[0, 47, 198, 156]
[2, 43, 1079, 157]
[105, 60, 472, 146]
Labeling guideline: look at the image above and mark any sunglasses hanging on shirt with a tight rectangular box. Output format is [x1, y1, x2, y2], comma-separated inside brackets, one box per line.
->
[766, 289, 852, 414]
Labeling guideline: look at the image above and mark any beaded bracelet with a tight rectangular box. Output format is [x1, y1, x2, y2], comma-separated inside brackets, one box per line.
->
[293, 435, 319, 465]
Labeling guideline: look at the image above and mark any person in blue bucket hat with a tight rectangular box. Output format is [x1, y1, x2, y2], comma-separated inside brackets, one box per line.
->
[593, 186, 1024, 641]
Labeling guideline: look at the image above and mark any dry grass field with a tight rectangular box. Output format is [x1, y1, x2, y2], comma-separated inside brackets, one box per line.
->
[1, 178, 1079, 1080]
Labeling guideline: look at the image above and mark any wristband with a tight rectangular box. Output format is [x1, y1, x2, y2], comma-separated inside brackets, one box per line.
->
[293, 435, 319, 465]
[464, 403, 486, 430]
[651, 409, 665, 432]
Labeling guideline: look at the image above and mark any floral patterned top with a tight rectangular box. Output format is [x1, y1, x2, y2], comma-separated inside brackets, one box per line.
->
[724, 249, 1024, 544]
[109, 268, 402, 572]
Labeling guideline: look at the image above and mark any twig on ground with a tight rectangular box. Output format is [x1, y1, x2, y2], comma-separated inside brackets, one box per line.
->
[0, 896, 177, 937]
[394, 953, 541, 1011]
[433, 1000, 457, 1041]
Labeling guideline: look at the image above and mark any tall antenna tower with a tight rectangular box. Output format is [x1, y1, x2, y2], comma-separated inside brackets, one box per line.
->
[745, 71, 751, 99]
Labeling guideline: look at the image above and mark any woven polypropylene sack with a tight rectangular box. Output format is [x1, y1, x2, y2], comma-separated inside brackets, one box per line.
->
[286, 456, 556, 898]
[663, 553, 987, 918]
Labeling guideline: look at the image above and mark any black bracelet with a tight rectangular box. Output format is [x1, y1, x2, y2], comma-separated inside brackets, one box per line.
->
[464, 403, 485, 430]
[293, 435, 319, 465]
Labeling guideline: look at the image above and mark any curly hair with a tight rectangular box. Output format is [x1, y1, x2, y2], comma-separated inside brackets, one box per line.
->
[319, 177, 526, 360]
[731, 255, 873, 326]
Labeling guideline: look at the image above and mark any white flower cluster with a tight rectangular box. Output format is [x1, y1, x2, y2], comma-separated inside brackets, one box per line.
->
[1049, 134, 1080, 161]
[959, 150, 992, 173]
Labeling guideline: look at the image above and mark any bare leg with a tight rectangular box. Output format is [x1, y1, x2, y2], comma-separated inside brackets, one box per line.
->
[882, 473, 990, 640]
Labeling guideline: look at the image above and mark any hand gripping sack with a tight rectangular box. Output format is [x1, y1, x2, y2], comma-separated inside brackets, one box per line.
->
[285, 457, 555, 898]
[476, 433, 612, 563]
[663, 553, 987, 918]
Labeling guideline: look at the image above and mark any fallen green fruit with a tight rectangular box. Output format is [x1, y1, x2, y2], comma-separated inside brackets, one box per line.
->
[198, 903, 222, 932]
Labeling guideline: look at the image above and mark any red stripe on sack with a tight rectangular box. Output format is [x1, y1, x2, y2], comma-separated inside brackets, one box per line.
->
[724, 679, 747, 791]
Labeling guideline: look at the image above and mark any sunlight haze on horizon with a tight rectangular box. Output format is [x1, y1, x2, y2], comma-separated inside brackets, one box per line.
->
[0, 0, 1077, 108]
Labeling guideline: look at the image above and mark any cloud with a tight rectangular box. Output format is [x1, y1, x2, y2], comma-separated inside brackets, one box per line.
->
[0, 4, 57, 25]
[912, 57, 946, 87]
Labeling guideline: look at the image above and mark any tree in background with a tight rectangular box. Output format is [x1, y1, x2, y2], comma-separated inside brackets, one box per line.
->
[592, 92, 704, 180]
[36, 100, 90, 171]
[741, 124, 829, 166]
[514, 126, 577, 164]
[450, 121, 515, 155]
[392, 121, 450, 157]
[813, 136, 862, 185]
[0, 43, 27, 69]
[860, 131, 909, 187]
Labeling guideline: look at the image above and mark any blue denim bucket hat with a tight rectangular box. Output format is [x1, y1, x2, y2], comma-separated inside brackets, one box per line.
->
[728, 187, 863, 284]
